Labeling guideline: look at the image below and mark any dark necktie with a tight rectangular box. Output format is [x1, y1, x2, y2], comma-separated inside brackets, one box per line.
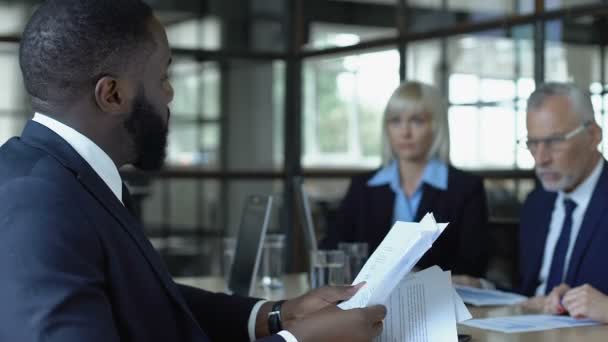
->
[545, 198, 577, 294]
[122, 183, 135, 214]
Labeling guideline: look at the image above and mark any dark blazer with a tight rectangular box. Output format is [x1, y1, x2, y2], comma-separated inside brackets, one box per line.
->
[321, 165, 488, 277]
[0, 121, 284, 342]
[518, 160, 608, 297]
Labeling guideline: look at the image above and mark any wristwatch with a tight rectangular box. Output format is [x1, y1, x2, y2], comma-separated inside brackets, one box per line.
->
[267, 300, 286, 334]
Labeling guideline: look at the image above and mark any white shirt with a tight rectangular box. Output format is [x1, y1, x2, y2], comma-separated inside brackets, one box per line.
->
[32, 113, 297, 342]
[33, 113, 123, 204]
[535, 158, 604, 295]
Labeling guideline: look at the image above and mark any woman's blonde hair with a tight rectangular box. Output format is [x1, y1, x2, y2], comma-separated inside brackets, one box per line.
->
[381, 81, 450, 164]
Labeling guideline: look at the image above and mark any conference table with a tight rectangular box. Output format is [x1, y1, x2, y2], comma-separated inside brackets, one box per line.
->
[175, 274, 608, 341]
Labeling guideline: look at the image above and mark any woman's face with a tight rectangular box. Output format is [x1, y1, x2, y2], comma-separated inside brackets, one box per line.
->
[386, 108, 434, 162]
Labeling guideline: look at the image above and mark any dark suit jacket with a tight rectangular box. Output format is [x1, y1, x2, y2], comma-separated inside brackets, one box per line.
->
[321, 166, 488, 277]
[0, 121, 284, 342]
[518, 160, 608, 296]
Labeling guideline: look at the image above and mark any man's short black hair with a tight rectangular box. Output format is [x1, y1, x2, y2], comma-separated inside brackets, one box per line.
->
[20, 0, 155, 105]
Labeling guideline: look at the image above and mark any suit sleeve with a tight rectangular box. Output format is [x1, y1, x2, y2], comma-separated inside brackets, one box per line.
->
[319, 177, 360, 249]
[0, 178, 120, 342]
[453, 177, 489, 277]
[516, 191, 535, 296]
[178, 285, 290, 342]
[178, 284, 260, 341]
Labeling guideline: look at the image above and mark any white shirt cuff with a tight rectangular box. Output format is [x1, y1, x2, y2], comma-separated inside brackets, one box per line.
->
[278, 330, 299, 342]
[479, 278, 496, 290]
[248, 300, 268, 341]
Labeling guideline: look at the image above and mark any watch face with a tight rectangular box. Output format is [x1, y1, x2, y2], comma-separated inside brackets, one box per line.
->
[268, 301, 285, 334]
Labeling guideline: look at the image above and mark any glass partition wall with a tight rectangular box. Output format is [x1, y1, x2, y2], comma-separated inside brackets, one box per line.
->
[1, 0, 607, 282]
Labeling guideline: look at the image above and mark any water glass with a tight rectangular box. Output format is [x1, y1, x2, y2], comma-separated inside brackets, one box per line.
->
[310, 250, 346, 288]
[338, 242, 369, 284]
[260, 233, 286, 289]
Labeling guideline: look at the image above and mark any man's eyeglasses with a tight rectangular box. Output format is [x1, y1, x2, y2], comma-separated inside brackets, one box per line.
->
[520, 121, 592, 153]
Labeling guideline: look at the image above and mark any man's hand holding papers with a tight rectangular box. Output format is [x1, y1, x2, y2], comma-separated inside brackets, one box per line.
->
[338, 213, 448, 310]
[333, 213, 474, 342]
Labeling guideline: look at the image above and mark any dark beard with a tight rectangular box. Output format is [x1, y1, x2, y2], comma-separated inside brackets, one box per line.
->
[123, 92, 169, 171]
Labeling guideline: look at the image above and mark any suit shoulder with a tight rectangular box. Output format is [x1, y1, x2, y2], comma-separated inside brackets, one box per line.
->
[0, 138, 74, 185]
[347, 169, 386, 191]
[447, 166, 483, 191]
[0, 176, 74, 211]
[351, 169, 380, 183]
[0, 176, 100, 252]
[522, 185, 554, 211]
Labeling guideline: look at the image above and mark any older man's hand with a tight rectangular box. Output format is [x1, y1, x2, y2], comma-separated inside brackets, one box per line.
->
[543, 284, 571, 314]
[562, 284, 608, 322]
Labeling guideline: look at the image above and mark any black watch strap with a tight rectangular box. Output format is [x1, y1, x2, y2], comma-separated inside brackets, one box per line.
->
[267, 300, 286, 334]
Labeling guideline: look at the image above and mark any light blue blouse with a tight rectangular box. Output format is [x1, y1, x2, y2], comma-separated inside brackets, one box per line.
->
[367, 159, 448, 223]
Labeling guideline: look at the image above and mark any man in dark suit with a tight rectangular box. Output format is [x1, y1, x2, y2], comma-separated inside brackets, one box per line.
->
[518, 82, 608, 314]
[0, 1, 385, 341]
[455, 82, 608, 314]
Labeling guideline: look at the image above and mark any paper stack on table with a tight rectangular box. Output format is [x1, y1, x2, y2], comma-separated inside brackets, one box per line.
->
[460, 314, 601, 333]
[377, 266, 471, 342]
[339, 213, 449, 310]
[454, 286, 528, 306]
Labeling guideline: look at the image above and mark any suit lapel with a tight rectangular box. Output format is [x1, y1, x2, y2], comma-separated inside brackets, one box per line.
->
[565, 162, 608, 284]
[414, 184, 440, 221]
[77, 169, 194, 312]
[21, 121, 199, 324]
[369, 185, 395, 249]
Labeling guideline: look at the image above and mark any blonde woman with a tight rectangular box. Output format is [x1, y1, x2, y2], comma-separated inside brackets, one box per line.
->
[321, 81, 488, 277]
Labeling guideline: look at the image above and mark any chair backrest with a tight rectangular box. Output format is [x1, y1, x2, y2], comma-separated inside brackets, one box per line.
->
[228, 194, 273, 296]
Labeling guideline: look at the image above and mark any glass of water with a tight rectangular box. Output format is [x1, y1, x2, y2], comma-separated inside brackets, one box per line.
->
[310, 250, 346, 288]
[338, 242, 369, 284]
[260, 233, 286, 289]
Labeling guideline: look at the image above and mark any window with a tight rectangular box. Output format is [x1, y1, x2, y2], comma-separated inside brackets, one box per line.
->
[303, 49, 400, 168]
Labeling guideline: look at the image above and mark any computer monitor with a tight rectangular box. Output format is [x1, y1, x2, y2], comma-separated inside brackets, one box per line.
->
[293, 177, 318, 254]
[227, 194, 273, 296]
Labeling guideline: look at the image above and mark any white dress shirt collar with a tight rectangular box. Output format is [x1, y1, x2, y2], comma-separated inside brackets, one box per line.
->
[558, 157, 604, 209]
[32, 113, 123, 204]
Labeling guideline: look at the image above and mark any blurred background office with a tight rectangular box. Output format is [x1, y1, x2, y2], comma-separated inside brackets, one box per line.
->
[1, 0, 607, 288]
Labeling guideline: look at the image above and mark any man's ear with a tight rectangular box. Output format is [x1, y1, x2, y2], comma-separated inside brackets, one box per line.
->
[94, 76, 132, 114]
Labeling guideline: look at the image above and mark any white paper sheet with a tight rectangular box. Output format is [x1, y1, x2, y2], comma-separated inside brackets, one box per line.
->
[376, 266, 467, 342]
[460, 314, 601, 333]
[452, 288, 472, 323]
[454, 286, 527, 306]
[339, 213, 448, 310]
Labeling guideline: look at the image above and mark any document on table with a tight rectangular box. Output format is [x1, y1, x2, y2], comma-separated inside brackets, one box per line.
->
[461, 314, 601, 333]
[452, 288, 472, 323]
[377, 266, 471, 342]
[455, 286, 528, 306]
[339, 213, 448, 310]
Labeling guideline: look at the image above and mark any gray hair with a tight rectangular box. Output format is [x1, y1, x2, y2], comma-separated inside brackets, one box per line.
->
[527, 82, 595, 122]
[381, 81, 450, 164]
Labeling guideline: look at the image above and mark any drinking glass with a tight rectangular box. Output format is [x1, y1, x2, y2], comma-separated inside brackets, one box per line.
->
[310, 250, 346, 288]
